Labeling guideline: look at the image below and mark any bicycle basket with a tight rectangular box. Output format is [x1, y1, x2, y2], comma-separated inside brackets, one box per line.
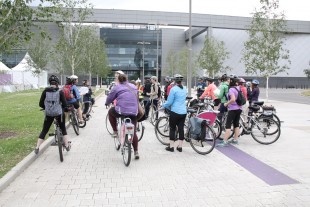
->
[262, 105, 275, 116]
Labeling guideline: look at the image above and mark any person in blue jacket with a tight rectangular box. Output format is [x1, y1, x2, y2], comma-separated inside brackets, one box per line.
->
[161, 74, 187, 152]
[67, 75, 83, 123]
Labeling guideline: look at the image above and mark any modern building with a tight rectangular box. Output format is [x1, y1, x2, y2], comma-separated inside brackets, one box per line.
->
[1, 9, 310, 88]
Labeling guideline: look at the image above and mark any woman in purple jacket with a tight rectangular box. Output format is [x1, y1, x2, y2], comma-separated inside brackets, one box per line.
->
[105, 74, 140, 159]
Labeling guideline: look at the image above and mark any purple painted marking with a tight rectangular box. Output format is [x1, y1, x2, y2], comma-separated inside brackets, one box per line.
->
[216, 144, 299, 186]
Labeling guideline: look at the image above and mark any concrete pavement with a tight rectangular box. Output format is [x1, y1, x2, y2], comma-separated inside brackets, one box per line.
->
[0, 95, 310, 207]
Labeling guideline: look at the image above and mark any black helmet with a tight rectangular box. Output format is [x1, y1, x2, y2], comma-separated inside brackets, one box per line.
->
[220, 74, 228, 81]
[174, 74, 184, 82]
[66, 77, 72, 85]
[49, 75, 59, 84]
[229, 74, 239, 81]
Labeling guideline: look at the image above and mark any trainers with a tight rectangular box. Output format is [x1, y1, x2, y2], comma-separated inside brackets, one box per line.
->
[176, 146, 182, 152]
[65, 141, 72, 152]
[134, 151, 140, 159]
[34, 148, 39, 154]
[165, 146, 174, 152]
[228, 138, 238, 145]
[112, 131, 118, 138]
[216, 141, 228, 147]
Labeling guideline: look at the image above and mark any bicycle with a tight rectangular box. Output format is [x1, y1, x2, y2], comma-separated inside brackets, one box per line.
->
[113, 116, 135, 166]
[231, 105, 281, 144]
[48, 116, 71, 162]
[67, 105, 79, 135]
[155, 108, 216, 155]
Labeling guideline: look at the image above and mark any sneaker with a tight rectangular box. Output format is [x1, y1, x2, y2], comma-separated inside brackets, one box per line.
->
[134, 151, 140, 160]
[176, 146, 182, 152]
[112, 131, 118, 138]
[65, 141, 72, 152]
[165, 146, 174, 152]
[228, 138, 238, 145]
[34, 148, 39, 154]
[216, 141, 228, 147]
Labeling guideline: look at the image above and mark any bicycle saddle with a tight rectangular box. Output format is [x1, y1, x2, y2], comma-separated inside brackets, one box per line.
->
[252, 101, 264, 106]
[249, 105, 260, 112]
[186, 96, 193, 100]
[187, 108, 197, 113]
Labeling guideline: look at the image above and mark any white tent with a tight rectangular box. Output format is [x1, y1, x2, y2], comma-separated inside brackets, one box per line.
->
[0, 62, 10, 71]
[9, 53, 47, 88]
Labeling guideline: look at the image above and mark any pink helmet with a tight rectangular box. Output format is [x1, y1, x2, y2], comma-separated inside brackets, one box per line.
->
[239, 78, 246, 83]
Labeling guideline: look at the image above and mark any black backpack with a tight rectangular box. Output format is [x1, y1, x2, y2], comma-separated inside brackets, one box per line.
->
[232, 87, 246, 106]
[153, 84, 161, 99]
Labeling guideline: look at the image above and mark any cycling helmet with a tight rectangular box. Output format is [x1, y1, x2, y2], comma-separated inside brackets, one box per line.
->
[49, 75, 59, 84]
[136, 78, 141, 83]
[229, 74, 239, 80]
[220, 74, 228, 81]
[69, 75, 78, 80]
[246, 81, 251, 87]
[252, 79, 259, 85]
[151, 76, 158, 81]
[66, 77, 72, 84]
[239, 78, 246, 83]
[115, 70, 124, 75]
[174, 74, 184, 82]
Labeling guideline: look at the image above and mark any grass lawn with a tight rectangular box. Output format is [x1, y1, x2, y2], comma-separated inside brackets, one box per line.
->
[0, 87, 105, 178]
[302, 90, 310, 96]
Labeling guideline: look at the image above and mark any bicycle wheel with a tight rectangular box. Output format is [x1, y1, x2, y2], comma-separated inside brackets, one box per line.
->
[213, 119, 222, 140]
[189, 125, 216, 155]
[56, 128, 64, 162]
[154, 116, 170, 145]
[136, 122, 145, 142]
[114, 133, 121, 150]
[251, 117, 281, 145]
[71, 112, 80, 135]
[258, 114, 281, 135]
[122, 135, 132, 167]
[149, 105, 157, 126]
[106, 114, 113, 135]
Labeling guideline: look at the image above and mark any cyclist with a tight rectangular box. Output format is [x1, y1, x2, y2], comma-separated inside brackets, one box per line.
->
[166, 77, 175, 97]
[250, 79, 260, 104]
[163, 76, 171, 100]
[145, 76, 159, 119]
[161, 74, 187, 152]
[135, 79, 144, 102]
[35, 75, 71, 154]
[196, 78, 206, 99]
[114, 70, 125, 84]
[81, 79, 93, 119]
[142, 77, 152, 118]
[66, 75, 84, 123]
[239, 78, 249, 121]
[199, 77, 221, 107]
[217, 75, 242, 147]
[216, 74, 230, 123]
[105, 74, 140, 159]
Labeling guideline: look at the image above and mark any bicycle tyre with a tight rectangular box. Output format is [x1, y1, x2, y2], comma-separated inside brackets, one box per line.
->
[258, 113, 281, 135]
[56, 128, 64, 162]
[154, 117, 170, 145]
[136, 122, 144, 142]
[149, 105, 157, 126]
[114, 133, 121, 151]
[123, 135, 132, 167]
[213, 119, 222, 140]
[71, 112, 80, 135]
[106, 114, 113, 135]
[251, 117, 281, 145]
[189, 125, 216, 155]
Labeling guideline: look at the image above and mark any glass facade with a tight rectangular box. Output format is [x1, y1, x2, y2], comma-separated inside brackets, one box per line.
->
[100, 27, 162, 81]
[0, 50, 27, 69]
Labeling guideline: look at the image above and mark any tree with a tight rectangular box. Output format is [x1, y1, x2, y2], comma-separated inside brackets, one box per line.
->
[304, 69, 310, 79]
[26, 32, 52, 76]
[0, 0, 60, 53]
[242, 0, 291, 100]
[55, 0, 93, 75]
[79, 26, 111, 85]
[198, 36, 230, 78]
[166, 48, 198, 79]
[165, 50, 177, 76]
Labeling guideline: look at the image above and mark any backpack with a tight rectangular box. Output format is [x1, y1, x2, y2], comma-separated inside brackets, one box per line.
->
[44, 90, 63, 117]
[62, 84, 73, 100]
[153, 84, 161, 99]
[232, 87, 246, 106]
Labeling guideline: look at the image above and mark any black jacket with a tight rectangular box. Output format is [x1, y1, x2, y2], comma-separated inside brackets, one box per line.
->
[39, 86, 67, 109]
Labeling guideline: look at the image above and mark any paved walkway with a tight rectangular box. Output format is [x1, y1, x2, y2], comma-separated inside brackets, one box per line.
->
[0, 95, 310, 207]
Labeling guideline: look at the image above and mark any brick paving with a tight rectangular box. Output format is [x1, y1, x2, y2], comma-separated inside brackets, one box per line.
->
[0, 95, 310, 207]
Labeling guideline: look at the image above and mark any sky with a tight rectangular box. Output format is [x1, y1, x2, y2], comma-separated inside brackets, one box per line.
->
[84, 0, 310, 21]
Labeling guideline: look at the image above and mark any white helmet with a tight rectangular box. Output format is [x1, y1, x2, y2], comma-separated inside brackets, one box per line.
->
[136, 78, 141, 83]
[69, 75, 78, 80]
[115, 70, 124, 75]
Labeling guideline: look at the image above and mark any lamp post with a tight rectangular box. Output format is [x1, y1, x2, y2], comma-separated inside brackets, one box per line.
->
[137, 41, 151, 84]
[188, 0, 192, 96]
[156, 24, 159, 80]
